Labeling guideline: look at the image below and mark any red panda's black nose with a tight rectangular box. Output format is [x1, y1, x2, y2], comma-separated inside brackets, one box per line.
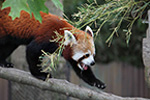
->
[90, 61, 95, 66]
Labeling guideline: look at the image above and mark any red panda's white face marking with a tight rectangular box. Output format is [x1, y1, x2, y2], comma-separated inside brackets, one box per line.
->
[64, 26, 95, 70]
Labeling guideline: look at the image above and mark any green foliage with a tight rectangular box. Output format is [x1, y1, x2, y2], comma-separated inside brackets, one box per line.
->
[39, 50, 58, 73]
[72, 0, 150, 46]
[63, 0, 87, 19]
[1, 0, 63, 23]
[27, 0, 49, 23]
[52, 0, 63, 11]
[94, 19, 147, 67]
[2, 0, 30, 20]
[39, 31, 65, 73]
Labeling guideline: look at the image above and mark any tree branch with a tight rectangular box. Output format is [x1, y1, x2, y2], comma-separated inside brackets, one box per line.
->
[0, 67, 148, 100]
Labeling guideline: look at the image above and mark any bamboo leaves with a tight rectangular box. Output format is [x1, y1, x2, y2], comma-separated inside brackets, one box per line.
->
[72, 0, 150, 45]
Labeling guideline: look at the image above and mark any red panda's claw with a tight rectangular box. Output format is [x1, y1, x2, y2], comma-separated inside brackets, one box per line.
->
[0, 62, 14, 68]
[94, 79, 106, 89]
[99, 84, 106, 89]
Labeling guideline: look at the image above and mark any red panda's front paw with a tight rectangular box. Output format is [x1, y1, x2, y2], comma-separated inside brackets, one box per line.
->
[98, 83, 106, 89]
[94, 80, 106, 89]
[0, 62, 14, 68]
[5, 63, 14, 68]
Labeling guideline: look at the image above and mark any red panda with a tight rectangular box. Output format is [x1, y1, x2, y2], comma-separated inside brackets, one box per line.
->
[0, 7, 106, 89]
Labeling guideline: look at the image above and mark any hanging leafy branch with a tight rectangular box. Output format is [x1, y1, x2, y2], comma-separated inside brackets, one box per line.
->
[70, 0, 150, 46]
[39, 31, 65, 75]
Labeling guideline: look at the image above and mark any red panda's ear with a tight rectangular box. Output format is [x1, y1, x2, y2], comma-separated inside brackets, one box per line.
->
[85, 26, 94, 37]
[64, 30, 77, 46]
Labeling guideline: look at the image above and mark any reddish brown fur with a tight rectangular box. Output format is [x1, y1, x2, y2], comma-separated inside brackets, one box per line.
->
[74, 33, 95, 55]
[0, 7, 74, 41]
[0, 7, 40, 38]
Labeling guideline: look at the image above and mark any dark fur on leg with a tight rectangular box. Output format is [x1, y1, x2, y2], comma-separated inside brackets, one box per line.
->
[26, 40, 58, 81]
[0, 37, 19, 68]
[68, 59, 106, 89]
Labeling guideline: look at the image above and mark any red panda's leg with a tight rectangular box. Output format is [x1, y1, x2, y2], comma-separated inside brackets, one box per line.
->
[80, 67, 106, 89]
[26, 43, 50, 80]
[0, 37, 18, 67]
[69, 59, 106, 89]
[26, 40, 58, 80]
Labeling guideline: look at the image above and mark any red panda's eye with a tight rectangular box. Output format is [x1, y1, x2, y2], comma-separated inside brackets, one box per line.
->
[85, 54, 90, 57]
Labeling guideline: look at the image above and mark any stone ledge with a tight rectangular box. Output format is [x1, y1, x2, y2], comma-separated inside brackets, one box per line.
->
[143, 39, 150, 67]
[142, 10, 150, 87]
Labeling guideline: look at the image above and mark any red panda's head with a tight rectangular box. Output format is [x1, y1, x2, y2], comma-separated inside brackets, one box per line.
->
[63, 26, 95, 70]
